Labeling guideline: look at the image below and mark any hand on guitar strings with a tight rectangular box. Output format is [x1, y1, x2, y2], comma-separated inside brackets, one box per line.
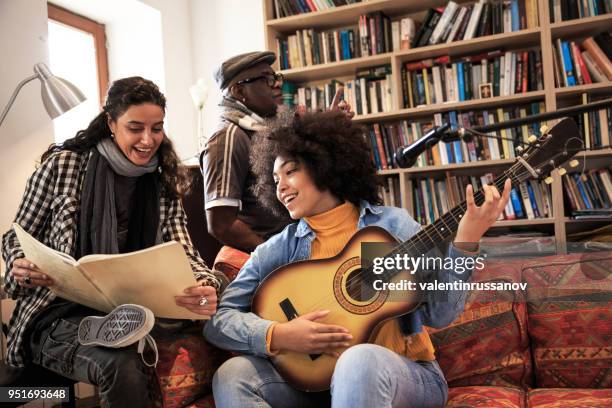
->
[270, 310, 353, 357]
[455, 178, 512, 245]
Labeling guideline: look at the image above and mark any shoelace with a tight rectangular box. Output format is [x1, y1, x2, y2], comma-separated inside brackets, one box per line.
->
[137, 334, 158, 367]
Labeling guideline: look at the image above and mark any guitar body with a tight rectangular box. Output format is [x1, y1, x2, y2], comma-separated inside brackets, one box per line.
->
[252, 226, 420, 392]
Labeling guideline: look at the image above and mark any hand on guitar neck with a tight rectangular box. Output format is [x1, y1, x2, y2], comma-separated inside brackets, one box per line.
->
[454, 178, 512, 250]
[271, 310, 353, 357]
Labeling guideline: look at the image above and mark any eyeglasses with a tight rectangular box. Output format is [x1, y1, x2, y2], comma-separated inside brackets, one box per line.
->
[234, 72, 284, 87]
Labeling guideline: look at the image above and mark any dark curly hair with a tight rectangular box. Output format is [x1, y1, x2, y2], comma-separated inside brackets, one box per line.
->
[251, 109, 382, 217]
[41, 76, 190, 197]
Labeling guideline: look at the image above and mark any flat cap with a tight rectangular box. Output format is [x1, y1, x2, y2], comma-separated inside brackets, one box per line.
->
[214, 51, 276, 90]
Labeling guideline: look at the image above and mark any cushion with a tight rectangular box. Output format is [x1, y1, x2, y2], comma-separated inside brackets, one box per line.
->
[527, 388, 612, 407]
[523, 251, 612, 388]
[446, 386, 525, 407]
[154, 325, 230, 408]
[429, 260, 532, 388]
[213, 245, 250, 282]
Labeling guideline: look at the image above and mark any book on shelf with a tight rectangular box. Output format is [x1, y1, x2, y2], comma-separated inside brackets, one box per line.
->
[571, 94, 612, 149]
[291, 64, 393, 115]
[13, 223, 208, 320]
[552, 34, 612, 86]
[408, 172, 552, 225]
[549, 0, 612, 22]
[366, 103, 545, 170]
[272, 0, 362, 19]
[412, 0, 539, 48]
[400, 49, 542, 108]
[563, 168, 612, 216]
[379, 176, 401, 207]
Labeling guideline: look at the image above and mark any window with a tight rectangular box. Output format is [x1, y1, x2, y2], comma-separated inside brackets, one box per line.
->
[47, 3, 108, 143]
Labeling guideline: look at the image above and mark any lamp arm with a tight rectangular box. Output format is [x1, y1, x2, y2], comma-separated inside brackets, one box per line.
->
[0, 74, 39, 127]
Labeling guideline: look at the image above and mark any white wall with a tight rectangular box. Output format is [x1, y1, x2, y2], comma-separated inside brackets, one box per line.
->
[51, 0, 198, 161]
[0, 0, 55, 275]
[189, 0, 266, 139]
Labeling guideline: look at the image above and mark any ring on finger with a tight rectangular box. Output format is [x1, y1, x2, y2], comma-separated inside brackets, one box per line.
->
[23, 273, 32, 285]
[199, 296, 208, 306]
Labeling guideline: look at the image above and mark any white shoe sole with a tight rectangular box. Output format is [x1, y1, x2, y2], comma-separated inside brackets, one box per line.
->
[77, 304, 155, 348]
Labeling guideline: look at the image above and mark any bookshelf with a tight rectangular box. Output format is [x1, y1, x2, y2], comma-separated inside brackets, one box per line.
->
[262, 0, 612, 253]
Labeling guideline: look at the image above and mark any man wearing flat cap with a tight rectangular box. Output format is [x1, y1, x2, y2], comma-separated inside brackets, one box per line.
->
[200, 51, 290, 252]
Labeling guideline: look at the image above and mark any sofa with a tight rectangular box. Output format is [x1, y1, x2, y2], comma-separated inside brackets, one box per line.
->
[151, 250, 612, 407]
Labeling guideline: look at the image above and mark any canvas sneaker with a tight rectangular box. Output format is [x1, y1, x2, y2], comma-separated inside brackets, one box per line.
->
[78, 304, 158, 366]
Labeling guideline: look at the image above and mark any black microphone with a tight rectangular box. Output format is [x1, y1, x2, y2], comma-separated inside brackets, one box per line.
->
[395, 123, 453, 168]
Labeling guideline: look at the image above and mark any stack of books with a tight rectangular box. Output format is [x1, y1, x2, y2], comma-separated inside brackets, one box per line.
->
[367, 103, 545, 170]
[552, 34, 612, 87]
[293, 65, 394, 115]
[272, 0, 361, 18]
[412, 0, 539, 48]
[563, 169, 612, 217]
[401, 49, 543, 108]
[549, 0, 612, 22]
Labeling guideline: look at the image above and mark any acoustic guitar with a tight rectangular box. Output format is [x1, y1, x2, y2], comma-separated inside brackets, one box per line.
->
[252, 118, 583, 391]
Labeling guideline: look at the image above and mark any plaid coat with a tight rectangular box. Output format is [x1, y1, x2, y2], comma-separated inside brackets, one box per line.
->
[2, 149, 219, 367]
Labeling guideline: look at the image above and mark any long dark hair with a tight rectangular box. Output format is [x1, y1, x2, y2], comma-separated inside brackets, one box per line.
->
[41, 76, 189, 197]
[251, 109, 382, 217]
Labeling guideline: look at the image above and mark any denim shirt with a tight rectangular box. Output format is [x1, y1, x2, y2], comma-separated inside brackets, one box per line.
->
[204, 201, 474, 357]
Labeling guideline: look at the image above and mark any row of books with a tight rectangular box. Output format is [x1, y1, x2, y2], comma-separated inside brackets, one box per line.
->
[572, 94, 612, 149]
[549, 0, 612, 22]
[368, 103, 546, 170]
[277, 12, 393, 69]
[272, 0, 360, 19]
[413, 0, 539, 48]
[409, 173, 552, 225]
[293, 65, 394, 115]
[563, 169, 612, 215]
[553, 34, 612, 87]
[401, 49, 543, 109]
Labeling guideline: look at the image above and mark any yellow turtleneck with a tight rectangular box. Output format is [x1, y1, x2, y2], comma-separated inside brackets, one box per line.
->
[303, 202, 435, 362]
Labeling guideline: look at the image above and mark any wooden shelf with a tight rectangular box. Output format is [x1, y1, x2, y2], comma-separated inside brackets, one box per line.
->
[281, 53, 392, 82]
[352, 91, 545, 123]
[378, 158, 516, 176]
[492, 218, 555, 227]
[550, 13, 612, 39]
[564, 216, 612, 224]
[395, 29, 541, 63]
[555, 82, 612, 98]
[280, 29, 540, 82]
[266, 0, 448, 32]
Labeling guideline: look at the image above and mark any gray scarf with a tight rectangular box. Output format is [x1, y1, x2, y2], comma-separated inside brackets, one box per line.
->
[219, 96, 266, 131]
[96, 137, 158, 176]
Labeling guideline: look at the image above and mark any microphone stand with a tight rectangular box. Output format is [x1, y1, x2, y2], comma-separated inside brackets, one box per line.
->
[394, 97, 612, 168]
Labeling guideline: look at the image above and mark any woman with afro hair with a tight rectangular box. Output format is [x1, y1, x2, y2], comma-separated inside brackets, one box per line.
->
[204, 109, 511, 408]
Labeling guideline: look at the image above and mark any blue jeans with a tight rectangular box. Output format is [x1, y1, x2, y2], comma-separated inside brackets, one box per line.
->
[212, 344, 448, 408]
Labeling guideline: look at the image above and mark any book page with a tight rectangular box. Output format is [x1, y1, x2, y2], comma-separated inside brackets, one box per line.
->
[78, 241, 208, 320]
[13, 224, 114, 311]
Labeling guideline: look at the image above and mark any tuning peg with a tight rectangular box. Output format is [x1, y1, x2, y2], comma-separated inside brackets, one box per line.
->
[528, 135, 538, 143]
[540, 125, 549, 134]
[569, 159, 579, 168]
[516, 145, 524, 153]
[558, 168, 567, 176]
[544, 176, 554, 185]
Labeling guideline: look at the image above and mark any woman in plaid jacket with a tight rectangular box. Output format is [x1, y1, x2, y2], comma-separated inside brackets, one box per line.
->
[2, 77, 219, 407]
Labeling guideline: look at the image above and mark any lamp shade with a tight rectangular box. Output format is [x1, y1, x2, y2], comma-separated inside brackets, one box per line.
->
[34, 63, 86, 118]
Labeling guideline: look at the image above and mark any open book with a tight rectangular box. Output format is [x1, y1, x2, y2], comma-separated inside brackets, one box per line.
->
[14, 223, 208, 320]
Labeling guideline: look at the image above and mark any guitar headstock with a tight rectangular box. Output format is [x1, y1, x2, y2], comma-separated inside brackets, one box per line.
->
[508, 117, 583, 185]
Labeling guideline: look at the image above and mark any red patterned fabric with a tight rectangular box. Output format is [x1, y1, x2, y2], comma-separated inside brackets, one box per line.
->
[154, 326, 229, 408]
[523, 252, 612, 389]
[528, 388, 612, 407]
[446, 386, 525, 407]
[429, 260, 532, 388]
[213, 245, 250, 282]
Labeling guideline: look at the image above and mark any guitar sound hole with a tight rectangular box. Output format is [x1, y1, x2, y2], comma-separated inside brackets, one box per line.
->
[345, 268, 376, 302]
